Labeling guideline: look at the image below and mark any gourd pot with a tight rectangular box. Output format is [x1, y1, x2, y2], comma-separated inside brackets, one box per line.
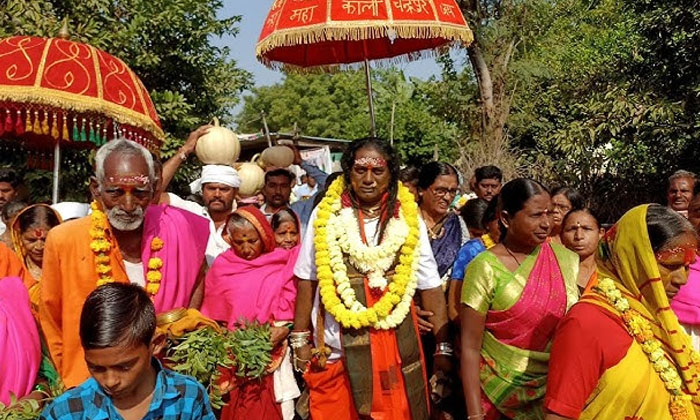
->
[260, 145, 294, 168]
[195, 117, 241, 165]
[236, 162, 265, 197]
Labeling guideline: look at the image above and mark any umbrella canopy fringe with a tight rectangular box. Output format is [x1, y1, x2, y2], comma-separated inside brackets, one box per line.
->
[256, 22, 473, 58]
[260, 46, 451, 74]
[0, 87, 165, 142]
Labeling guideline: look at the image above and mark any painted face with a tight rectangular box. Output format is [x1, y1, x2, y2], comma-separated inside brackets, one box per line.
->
[502, 192, 552, 247]
[421, 174, 459, 216]
[85, 342, 153, 403]
[560, 211, 601, 260]
[655, 231, 698, 299]
[92, 154, 153, 232]
[20, 223, 52, 266]
[274, 220, 299, 249]
[476, 178, 501, 202]
[263, 175, 292, 209]
[667, 177, 695, 212]
[349, 147, 391, 206]
[229, 222, 264, 260]
[202, 183, 237, 214]
[0, 181, 17, 207]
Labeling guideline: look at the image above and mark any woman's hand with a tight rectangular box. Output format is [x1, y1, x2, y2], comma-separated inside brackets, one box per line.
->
[270, 326, 289, 348]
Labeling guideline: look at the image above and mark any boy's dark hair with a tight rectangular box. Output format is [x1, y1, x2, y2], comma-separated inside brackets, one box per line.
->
[475, 165, 502, 183]
[460, 198, 489, 232]
[399, 165, 420, 185]
[80, 283, 156, 350]
[0, 168, 21, 188]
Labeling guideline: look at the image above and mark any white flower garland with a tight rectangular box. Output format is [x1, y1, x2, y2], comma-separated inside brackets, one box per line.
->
[325, 205, 419, 330]
[331, 207, 409, 289]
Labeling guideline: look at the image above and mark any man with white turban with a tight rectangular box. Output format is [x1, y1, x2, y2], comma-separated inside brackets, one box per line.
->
[159, 126, 241, 265]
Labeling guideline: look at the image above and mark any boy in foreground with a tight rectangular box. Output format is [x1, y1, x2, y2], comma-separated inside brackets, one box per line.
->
[40, 283, 215, 420]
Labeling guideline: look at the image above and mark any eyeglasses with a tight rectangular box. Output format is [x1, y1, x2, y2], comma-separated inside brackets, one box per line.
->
[552, 203, 572, 213]
[430, 187, 459, 198]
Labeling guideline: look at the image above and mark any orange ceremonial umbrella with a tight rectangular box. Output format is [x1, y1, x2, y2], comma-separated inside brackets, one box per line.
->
[0, 31, 164, 202]
[256, 0, 473, 135]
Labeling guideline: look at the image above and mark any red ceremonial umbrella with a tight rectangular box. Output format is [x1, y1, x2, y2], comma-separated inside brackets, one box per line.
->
[0, 30, 164, 202]
[256, 0, 473, 135]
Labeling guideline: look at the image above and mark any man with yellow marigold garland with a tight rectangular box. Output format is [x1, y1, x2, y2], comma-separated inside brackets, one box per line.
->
[40, 138, 210, 388]
[292, 137, 452, 420]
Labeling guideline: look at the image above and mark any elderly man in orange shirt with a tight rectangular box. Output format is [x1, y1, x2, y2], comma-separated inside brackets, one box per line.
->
[40, 138, 209, 388]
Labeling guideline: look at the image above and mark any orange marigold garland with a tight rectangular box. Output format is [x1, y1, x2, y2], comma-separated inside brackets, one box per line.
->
[89, 201, 163, 298]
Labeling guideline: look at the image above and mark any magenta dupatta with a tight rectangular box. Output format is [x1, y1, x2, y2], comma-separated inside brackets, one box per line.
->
[485, 243, 568, 352]
[142, 205, 210, 313]
[0, 277, 41, 404]
[200, 245, 300, 328]
[672, 256, 700, 325]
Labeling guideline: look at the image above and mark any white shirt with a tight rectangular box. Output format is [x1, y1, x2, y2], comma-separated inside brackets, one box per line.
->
[124, 260, 145, 287]
[293, 207, 442, 360]
[293, 183, 317, 201]
[0, 220, 5, 236]
[167, 193, 232, 266]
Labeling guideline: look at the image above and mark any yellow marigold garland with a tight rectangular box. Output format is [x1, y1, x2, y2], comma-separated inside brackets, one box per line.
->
[314, 178, 420, 330]
[89, 201, 163, 298]
[596, 277, 696, 420]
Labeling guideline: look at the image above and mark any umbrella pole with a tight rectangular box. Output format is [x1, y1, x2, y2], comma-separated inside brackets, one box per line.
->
[364, 58, 377, 137]
[52, 140, 60, 204]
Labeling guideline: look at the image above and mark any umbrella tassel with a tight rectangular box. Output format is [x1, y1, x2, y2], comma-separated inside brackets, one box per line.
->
[51, 112, 59, 140]
[15, 110, 25, 135]
[80, 118, 87, 142]
[42, 110, 50, 135]
[33, 111, 41, 134]
[89, 121, 96, 144]
[4, 110, 12, 133]
[72, 117, 79, 141]
[25, 109, 33, 133]
[62, 115, 69, 141]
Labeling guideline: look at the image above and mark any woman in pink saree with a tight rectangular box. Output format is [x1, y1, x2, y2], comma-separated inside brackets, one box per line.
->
[0, 276, 41, 405]
[460, 179, 580, 420]
[201, 205, 301, 420]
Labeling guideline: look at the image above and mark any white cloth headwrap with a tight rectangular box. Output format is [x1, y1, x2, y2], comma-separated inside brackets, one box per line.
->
[51, 202, 90, 221]
[189, 165, 241, 194]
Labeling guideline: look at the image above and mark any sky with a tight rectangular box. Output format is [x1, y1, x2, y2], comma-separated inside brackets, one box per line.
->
[213, 1, 466, 90]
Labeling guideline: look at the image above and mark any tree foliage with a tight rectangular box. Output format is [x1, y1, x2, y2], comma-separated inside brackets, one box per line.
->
[0, 0, 252, 201]
[235, 69, 459, 165]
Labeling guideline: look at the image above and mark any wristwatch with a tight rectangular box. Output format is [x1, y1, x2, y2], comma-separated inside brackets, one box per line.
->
[178, 149, 188, 161]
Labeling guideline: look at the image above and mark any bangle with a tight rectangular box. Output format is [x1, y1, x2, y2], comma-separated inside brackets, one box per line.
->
[434, 342, 454, 357]
[289, 330, 311, 349]
[177, 149, 188, 161]
[467, 414, 485, 419]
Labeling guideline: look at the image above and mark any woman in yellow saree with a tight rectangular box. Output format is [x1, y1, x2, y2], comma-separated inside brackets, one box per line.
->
[545, 204, 700, 420]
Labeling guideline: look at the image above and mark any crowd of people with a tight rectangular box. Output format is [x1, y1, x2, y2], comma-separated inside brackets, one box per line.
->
[1, 132, 700, 420]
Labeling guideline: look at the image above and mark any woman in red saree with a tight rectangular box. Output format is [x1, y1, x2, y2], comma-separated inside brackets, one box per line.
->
[460, 178, 580, 420]
[201, 206, 301, 420]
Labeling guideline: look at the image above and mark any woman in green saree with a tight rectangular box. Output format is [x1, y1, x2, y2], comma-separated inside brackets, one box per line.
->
[460, 178, 579, 420]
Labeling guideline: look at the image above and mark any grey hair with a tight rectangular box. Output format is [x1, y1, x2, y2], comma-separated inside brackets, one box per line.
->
[669, 170, 697, 184]
[95, 138, 155, 186]
[225, 213, 256, 238]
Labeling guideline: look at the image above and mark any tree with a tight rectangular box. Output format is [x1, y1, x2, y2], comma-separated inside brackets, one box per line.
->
[0, 0, 252, 200]
[236, 69, 459, 165]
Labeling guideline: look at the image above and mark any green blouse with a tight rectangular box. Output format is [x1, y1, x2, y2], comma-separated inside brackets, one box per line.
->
[461, 243, 579, 315]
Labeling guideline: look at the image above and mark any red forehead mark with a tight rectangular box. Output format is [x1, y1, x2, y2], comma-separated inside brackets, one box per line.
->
[33, 228, 46, 239]
[108, 175, 150, 185]
[354, 157, 387, 168]
[655, 244, 698, 265]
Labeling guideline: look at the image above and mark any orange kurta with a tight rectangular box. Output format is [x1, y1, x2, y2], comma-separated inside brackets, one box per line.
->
[0, 241, 23, 278]
[39, 216, 131, 388]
